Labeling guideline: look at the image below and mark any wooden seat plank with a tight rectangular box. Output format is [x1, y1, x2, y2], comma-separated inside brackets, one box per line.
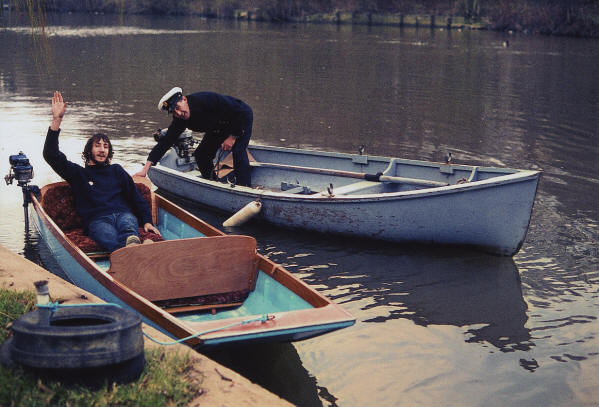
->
[164, 302, 243, 315]
[319, 180, 380, 196]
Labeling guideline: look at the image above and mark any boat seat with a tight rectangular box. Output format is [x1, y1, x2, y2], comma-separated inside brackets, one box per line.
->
[40, 180, 163, 254]
[108, 235, 260, 311]
[318, 180, 380, 196]
[381, 158, 399, 176]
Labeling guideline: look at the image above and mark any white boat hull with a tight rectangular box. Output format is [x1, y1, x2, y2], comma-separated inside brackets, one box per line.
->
[149, 145, 541, 255]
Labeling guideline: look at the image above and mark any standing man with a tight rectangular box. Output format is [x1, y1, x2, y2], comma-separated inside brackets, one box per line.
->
[135, 87, 253, 186]
[44, 91, 161, 252]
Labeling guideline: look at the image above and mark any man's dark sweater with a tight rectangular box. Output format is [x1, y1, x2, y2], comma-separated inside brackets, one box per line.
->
[43, 128, 152, 229]
[147, 92, 252, 164]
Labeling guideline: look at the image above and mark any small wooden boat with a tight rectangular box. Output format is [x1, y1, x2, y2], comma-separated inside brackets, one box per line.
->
[24, 176, 355, 348]
[148, 142, 541, 256]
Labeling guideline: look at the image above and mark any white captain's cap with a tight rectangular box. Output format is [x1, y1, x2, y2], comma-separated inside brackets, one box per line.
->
[158, 87, 183, 114]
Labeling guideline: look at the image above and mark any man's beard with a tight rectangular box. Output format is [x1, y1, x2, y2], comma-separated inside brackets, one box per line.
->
[91, 155, 109, 166]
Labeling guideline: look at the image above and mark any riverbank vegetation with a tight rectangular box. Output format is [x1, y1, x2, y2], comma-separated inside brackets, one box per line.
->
[0, 288, 201, 406]
[3, 0, 599, 37]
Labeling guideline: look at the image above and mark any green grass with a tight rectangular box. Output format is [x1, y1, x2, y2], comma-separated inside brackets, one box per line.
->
[0, 289, 203, 407]
[0, 289, 36, 343]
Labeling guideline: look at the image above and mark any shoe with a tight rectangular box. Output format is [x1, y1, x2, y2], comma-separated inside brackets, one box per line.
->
[142, 239, 154, 245]
[125, 235, 141, 246]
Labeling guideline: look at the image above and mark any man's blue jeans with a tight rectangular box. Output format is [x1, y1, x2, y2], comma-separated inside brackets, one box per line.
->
[88, 211, 139, 252]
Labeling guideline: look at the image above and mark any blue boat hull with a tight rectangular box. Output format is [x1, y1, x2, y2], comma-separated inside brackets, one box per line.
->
[29, 188, 355, 348]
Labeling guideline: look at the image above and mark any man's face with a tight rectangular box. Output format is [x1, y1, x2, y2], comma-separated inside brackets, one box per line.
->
[90, 139, 110, 165]
[172, 96, 190, 119]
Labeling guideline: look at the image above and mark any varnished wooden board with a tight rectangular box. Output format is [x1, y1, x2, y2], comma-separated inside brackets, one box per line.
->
[109, 235, 258, 301]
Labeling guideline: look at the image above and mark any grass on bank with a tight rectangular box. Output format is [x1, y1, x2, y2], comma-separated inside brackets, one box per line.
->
[0, 288, 203, 407]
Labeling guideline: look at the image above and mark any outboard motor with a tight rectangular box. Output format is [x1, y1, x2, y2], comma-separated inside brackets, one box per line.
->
[153, 128, 197, 163]
[5, 152, 39, 231]
[5, 152, 34, 187]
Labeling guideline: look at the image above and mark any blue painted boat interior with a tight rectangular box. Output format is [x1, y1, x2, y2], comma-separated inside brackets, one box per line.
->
[93, 206, 313, 320]
[179, 271, 312, 323]
[157, 208, 207, 240]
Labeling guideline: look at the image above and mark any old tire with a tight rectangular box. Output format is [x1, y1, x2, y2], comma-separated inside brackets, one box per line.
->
[2, 304, 145, 386]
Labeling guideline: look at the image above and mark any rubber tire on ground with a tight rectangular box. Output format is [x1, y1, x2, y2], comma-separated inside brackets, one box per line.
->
[1, 304, 145, 386]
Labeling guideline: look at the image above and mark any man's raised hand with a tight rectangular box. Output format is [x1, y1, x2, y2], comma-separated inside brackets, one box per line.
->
[50, 91, 67, 131]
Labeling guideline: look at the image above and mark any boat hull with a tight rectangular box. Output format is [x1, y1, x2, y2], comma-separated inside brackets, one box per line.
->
[149, 145, 541, 256]
[28, 188, 355, 348]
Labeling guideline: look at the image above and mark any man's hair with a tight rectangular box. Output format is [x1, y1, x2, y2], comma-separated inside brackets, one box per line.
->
[82, 133, 113, 164]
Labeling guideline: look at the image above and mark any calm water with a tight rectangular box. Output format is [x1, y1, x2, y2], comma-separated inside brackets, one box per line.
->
[1, 13, 598, 407]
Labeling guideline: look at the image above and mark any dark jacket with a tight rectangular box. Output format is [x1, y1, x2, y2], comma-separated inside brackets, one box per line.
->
[43, 128, 152, 228]
[147, 92, 252, 164]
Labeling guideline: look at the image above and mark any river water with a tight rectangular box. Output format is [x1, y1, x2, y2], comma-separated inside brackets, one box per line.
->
[1, 13, 598, 407]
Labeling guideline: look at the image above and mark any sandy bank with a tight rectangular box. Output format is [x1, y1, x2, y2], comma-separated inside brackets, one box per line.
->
[0, 244, 294, 407]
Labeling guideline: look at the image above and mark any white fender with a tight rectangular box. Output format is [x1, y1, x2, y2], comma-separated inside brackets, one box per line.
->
[223, 201, 262, 227]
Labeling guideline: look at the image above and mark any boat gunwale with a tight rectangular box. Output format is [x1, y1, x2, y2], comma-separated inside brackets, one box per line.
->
[185, 306, 355, 341]
[249, 143, 528, 174]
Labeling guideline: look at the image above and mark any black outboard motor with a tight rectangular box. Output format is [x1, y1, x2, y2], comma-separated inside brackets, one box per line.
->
[5, 152, 34, 187]
[5, 152, 39, 231]
[153, 128, 197, 163]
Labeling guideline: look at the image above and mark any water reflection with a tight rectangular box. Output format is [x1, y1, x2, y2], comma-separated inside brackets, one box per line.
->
[20, 229, 41, 266]
[1, 26, 209, 37]
[205, 343, 325, 407]
[282, 242, 531, 354]
[343, 251, 531, 353]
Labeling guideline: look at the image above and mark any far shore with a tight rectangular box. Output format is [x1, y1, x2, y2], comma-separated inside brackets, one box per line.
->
[1, 1, 599, 38]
